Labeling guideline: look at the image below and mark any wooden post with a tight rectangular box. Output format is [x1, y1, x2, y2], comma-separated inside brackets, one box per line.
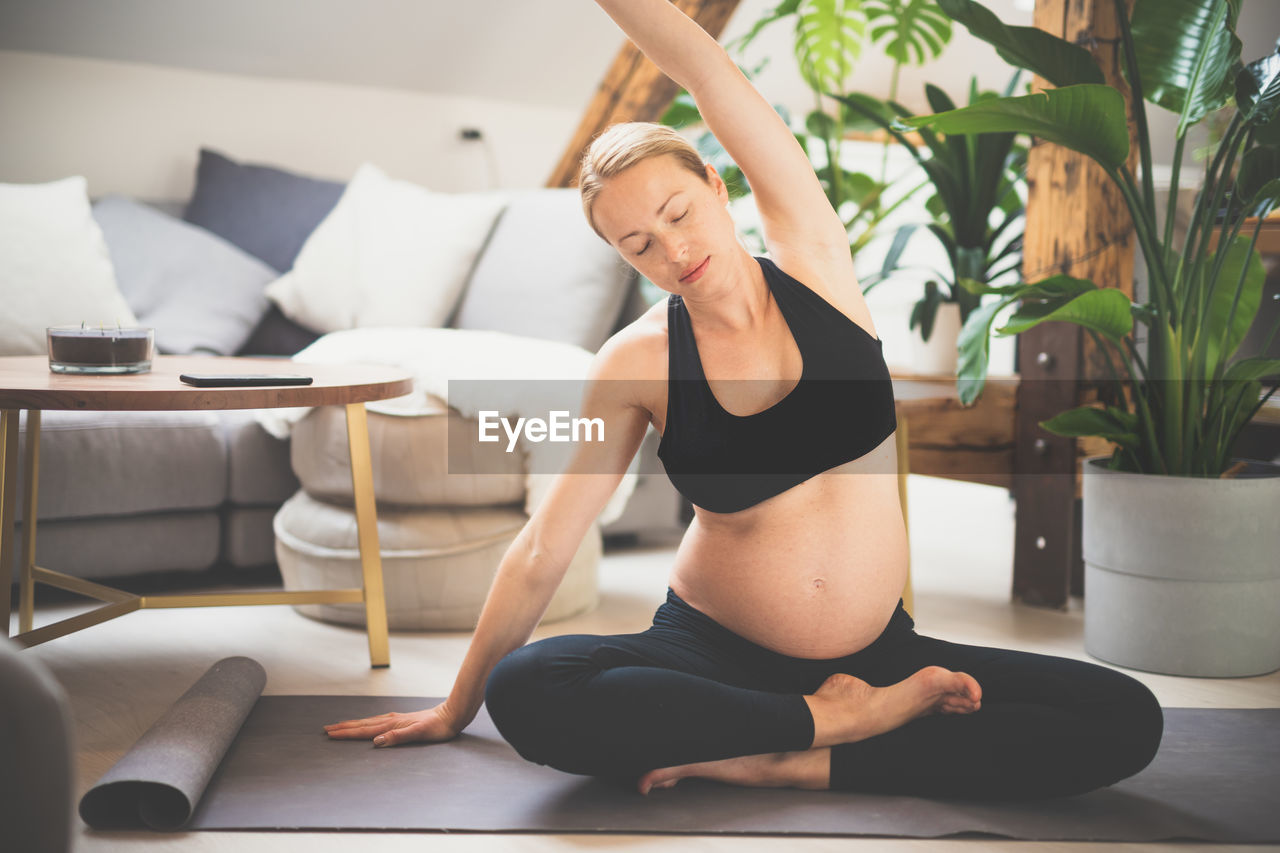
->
[546, 0, 742, 188]
[1013, 0, 1138, 608]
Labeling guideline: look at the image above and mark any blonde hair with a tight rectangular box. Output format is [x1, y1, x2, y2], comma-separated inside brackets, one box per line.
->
[578, 122, 709, 241]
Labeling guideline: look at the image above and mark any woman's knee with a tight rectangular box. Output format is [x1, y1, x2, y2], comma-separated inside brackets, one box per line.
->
[1102, 672, 1164, 780]
[485, 638, 602, 770]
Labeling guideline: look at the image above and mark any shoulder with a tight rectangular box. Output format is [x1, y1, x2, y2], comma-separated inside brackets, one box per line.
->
[592, 299, 669, 382]
[765, 241, 881, 341]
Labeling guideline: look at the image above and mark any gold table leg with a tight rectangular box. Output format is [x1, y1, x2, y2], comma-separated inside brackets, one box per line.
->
[1, 409, 19, 637]
[19, 410, 39, 633]
[895, 416, 914, 617]
[346, 403, 390, 668]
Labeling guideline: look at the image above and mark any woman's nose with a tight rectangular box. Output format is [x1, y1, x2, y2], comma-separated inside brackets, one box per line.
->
[658, 232, 688, 263]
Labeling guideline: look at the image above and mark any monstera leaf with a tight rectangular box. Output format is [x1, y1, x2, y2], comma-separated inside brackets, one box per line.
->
[795, 0, 867, 94]
[936, 0, 1103, 87]
[1131, 0, 1242, 137]
[863, 0, 952, 66]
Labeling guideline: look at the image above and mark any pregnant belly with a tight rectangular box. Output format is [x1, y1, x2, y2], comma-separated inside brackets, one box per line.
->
[668, 477, 910, 659]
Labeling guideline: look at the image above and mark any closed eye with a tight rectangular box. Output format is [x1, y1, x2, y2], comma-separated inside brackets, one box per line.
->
[635, 210, 688, 256]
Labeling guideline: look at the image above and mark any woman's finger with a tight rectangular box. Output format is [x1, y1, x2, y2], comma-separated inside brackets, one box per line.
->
[324, 712, 402, 732]
[325, 721, 400, 740]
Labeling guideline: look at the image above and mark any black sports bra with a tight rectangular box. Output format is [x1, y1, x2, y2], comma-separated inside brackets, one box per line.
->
[657, 256, 897, 514]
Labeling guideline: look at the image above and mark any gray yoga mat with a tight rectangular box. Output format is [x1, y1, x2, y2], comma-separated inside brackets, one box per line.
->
[82, 659, 1280, 841]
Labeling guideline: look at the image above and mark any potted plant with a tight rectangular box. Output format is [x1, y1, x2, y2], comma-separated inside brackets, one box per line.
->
[836, 79, 1026, 375]
[898, 0, 1280, 676]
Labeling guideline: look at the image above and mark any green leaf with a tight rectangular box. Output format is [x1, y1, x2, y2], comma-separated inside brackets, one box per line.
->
[1246, 178, 1280, 218]
[1236, 47, 1280, 127]
[898, 85, 1130, 170]
[863, 0, 953, 67]
[1236, 147, 1280, 204]
[1131, 0, 1242, 137]
[839, 92, 898, 133]
[795, 0, 867, 95]
[660, 91, 702, 129]
[880, 223, 920, 278]
[1203, 234, 1264, 366]
[1039, 405, 1141, 447]
[957, 294, 1018, 404]
[1223, 356, 1280, 382]
[997, 280, 1133, 342]
[935, 0, 1104, 87]
[727, 0, 803, 54]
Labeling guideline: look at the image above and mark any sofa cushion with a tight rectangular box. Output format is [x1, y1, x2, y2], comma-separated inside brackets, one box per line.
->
[182, 148, 346, 273]
[235, 306, 322, 357]
[92, 195, 276, 356]
[0, 176, 137, 356]
[264, 163, 507, 333]
[7, 512, 222, 583]
[11, 410, 227, 522]
[452, 189, 635, 352]
[289, 400, 525, 508]
[218, 409, 300, 505]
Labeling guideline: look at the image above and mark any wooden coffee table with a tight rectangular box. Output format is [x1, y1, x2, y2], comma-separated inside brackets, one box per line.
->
[0, 355, 413, 667]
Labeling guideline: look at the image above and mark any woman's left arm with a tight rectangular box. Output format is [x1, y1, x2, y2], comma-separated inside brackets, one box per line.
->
[591, 0, 848, 252]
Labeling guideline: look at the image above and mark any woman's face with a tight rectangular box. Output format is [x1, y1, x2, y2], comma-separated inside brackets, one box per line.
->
[591, 154, 735, 294]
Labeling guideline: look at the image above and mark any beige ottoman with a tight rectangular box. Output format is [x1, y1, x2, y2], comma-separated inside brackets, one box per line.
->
[276, 401, 600, 630]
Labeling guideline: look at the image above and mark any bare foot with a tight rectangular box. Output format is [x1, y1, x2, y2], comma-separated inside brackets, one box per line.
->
[635, 666, 981, 795]
[638, 749, 830, 795]
[806, 667, 982, 749]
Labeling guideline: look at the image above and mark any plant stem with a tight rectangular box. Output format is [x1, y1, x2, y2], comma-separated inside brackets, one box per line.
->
[1111, 0, 1155, 224]
[1121, 337, 1166, 474]
[1163, 134, 1186, 250]
[1185, 115, 1246, 324]
[1113, 167, 1170, 313]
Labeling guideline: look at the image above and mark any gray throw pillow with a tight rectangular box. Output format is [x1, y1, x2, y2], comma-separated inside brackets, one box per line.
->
[451, 189, 635, 352]
[93, 195, 276, 355]
[182, 148, 346, 273]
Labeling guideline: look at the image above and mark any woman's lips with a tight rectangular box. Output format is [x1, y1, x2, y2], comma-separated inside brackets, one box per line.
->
[680, 257, 710, 283]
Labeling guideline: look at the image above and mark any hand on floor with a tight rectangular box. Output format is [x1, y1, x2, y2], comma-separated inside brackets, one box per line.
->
[324, 701, 464, 747]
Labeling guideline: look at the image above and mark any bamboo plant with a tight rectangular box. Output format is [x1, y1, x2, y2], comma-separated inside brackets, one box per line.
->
[896, 0, 1280, 477]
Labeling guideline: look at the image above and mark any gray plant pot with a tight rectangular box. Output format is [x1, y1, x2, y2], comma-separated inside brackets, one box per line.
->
[1082, 455, 1280, 677]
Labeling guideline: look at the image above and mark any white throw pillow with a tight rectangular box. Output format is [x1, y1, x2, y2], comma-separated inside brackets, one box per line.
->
[264, 163, 507, 333]
[0, 177, 138, 356]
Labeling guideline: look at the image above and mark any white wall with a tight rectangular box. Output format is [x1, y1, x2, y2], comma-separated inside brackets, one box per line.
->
[0, 50, 582, 199]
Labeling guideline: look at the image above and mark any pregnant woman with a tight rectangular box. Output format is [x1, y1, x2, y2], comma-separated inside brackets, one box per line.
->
[326, 0, 1162, 799]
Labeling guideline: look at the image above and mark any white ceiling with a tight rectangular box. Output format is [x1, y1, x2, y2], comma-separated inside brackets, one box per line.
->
[0, 0, 626, 109]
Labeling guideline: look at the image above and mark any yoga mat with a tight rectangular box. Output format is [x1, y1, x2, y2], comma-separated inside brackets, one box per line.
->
[82, 660, 1280, 841]
[79, 657, 265, 830]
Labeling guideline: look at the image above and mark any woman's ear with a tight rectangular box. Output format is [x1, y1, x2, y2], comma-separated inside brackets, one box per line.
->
[705, 163, 729, 203]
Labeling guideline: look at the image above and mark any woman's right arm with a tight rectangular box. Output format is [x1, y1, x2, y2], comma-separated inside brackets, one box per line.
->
[325, 335, 653, 747]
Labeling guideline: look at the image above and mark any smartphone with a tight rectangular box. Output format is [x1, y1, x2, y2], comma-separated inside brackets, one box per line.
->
[179, 373, 314, 387]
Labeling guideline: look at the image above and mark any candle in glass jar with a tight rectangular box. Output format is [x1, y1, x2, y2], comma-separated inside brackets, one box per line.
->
[47, 325, 155, 374]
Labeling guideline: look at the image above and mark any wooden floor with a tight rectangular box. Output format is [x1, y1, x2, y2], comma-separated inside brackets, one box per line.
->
[16, 475, 1280, 853]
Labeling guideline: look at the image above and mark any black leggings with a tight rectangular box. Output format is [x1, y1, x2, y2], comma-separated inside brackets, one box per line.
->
[485, 590, 1164, 799]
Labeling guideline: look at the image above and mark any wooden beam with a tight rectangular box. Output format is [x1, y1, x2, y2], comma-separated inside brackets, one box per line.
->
[546, 0, 742, 188]
[1013, 0, 1138, 608]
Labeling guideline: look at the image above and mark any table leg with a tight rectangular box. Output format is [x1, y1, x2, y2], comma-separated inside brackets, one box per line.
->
[895, 416, 913, 617]
[19, 410, 39, 633]
[346, 403, 390, 668]
[1, 409, 20, 637]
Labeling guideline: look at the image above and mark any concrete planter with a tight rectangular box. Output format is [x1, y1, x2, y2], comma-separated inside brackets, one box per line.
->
[909, 301, 962, 375]
[1082, 455, 1280, 677]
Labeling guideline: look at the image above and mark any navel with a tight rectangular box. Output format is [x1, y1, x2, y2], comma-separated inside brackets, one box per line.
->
[812, 577, 826, 591]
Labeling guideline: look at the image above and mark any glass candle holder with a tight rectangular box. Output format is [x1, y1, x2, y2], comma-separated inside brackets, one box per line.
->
[47, 326, 155, 374]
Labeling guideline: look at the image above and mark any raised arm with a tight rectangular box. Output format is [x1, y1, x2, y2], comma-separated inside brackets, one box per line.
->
[592, 0, 847, 253]
[325, 341, 652, 747]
